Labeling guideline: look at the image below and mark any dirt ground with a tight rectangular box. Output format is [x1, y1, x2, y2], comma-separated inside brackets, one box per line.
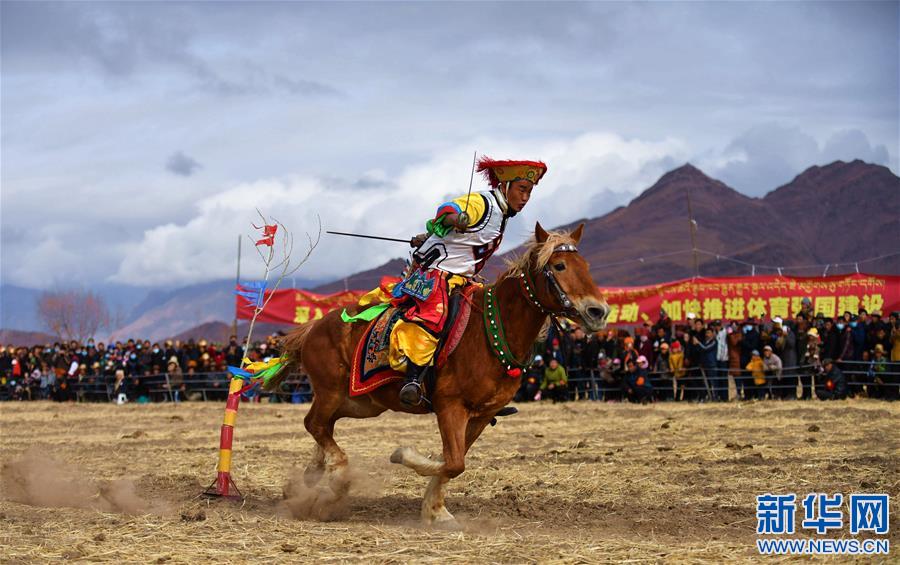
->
[1, 399, 897, 563]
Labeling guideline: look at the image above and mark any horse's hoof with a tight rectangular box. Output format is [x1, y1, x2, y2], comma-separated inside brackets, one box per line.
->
[389, 447, 406, 465]
[303, 465, 325, 488]
[430, 515, 463, 532]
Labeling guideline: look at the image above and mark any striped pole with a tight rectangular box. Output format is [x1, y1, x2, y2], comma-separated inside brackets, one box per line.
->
[203, 377, 245, 498]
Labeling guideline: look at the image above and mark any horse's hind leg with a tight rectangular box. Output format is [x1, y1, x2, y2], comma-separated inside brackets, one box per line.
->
[303, 443, 325, 487]
[304, 398, 351, 497]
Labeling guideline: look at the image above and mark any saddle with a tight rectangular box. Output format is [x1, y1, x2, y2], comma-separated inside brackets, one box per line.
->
[349, 285, 477, 398]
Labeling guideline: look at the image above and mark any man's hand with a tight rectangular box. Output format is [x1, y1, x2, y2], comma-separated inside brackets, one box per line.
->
[440, 212, 470, 233]
[410, 233, 428, 248]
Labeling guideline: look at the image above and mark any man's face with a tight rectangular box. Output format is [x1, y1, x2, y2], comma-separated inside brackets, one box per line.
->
[504, 180, 534, 212]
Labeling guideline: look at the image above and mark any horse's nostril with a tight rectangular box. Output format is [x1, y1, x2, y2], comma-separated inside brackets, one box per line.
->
[587, 306, 607, 321]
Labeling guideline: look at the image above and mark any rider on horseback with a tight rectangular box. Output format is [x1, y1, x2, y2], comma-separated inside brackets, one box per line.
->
[394, 157, 547, 406]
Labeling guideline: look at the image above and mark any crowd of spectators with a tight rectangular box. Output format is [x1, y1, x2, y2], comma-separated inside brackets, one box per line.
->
[2, 301, 898, 405]
[0, 334, 291, 402]
[519, 303, 900, 404]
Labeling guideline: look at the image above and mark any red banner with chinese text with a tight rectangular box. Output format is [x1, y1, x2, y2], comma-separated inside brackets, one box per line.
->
[236, 274, 900, 327]
[598, 273, 900, 326]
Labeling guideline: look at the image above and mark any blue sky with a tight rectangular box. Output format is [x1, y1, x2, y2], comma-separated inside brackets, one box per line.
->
[2, 1, 897, 288]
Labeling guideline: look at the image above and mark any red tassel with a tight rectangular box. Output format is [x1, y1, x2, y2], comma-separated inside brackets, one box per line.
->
[506, 367, 522, 378]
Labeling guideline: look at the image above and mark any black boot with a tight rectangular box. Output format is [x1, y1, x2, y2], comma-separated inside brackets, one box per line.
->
[399, 361, 426, 406]
[490, 405, 519, 426]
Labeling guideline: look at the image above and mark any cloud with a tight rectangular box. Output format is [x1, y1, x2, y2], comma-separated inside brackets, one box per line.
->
[820, 129, 891, 166]
[111, 132, 689, 286]
[702, 124, 893, 195]
[0, 2, 341, 98]
[166, 151, 202, 177]
[3, 2, 897, 289]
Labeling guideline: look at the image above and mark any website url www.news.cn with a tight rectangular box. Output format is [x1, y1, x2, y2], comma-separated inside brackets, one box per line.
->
[757, 538, 890, 555]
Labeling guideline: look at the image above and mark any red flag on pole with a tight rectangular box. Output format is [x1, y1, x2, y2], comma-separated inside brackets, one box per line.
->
[254, 224, 277, 246]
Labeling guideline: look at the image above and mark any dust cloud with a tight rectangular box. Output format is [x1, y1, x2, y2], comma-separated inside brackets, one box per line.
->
[278, 461, 384, 521]
[1, 447, 169, 515]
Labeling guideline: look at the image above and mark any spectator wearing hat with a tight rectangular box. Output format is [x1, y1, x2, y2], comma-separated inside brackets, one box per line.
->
[624, 357, 653, 404]
[546, 337, 565, 366]
[816, 358, 847, 400]
[669, 340, 686, 400]
[113, 369, 128, 404]
[745, 350, 767, 400]
[762, 345, 787, 399]
[621, 336, 639, 368]
[652, 308, 673, 343]
[652, 341, 674, 401]
[517, 355, 543, 402]
[541, 358, 568, 403]
[636, 326, 654, 362]
[801, 328, 821, 400]
[602, 357, 624, 401]
[166, 357, 185, 403]
[866, 345, 893, 400]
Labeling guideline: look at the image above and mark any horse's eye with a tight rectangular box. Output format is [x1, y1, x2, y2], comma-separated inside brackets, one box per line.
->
[553, 262, 566, 272]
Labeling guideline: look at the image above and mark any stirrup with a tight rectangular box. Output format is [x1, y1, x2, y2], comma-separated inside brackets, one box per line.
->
[399, 381, 425, 406]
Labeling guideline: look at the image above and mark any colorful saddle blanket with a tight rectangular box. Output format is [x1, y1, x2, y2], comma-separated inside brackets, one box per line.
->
[349, 285, 477, 397]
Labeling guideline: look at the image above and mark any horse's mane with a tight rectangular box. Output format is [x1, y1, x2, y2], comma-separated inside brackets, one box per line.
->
[500, 230, 577, 281]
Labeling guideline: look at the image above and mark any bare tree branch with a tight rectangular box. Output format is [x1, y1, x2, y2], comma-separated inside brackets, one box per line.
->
[239, 212, 322, 366]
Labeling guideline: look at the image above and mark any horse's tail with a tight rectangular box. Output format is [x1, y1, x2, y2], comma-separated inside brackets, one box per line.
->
[265, 321, 315, 391]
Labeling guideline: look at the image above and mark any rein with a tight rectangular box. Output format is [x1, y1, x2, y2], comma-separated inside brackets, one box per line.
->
[483, 242, 580, 377]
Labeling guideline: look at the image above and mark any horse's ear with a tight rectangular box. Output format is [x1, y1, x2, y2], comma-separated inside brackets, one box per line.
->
[535, 222, 550, 243]
[571, 223, 585, 245]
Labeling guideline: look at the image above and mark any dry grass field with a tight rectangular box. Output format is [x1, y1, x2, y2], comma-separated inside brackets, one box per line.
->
[1, 399, 897, 563]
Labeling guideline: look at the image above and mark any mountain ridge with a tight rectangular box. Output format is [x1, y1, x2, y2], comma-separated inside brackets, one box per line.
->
[4, 159, 896, 341]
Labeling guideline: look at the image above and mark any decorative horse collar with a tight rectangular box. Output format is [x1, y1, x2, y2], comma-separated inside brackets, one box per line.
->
[483, 242, 579, 377]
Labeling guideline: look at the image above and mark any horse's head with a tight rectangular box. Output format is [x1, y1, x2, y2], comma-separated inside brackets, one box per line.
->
[511, 222, 610, 332]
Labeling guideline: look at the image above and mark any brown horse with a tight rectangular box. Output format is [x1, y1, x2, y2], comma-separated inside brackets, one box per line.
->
[274, 222, 609, 528]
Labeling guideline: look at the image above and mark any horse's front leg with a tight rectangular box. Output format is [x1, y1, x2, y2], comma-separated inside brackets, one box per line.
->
[425, 404, 468, 528]
[390, 403, 468, 529]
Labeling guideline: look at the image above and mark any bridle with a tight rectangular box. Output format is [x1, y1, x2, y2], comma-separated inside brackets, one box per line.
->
[518, 243, 580, 318]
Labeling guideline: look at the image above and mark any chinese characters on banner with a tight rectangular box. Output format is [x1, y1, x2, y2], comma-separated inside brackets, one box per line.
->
[236, 273, 900, 327]
[598, 273, 899, 325]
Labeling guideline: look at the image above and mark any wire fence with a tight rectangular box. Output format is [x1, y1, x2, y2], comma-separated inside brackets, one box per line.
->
[541, 360, 900, 402]
[2, 361, 897, 403]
